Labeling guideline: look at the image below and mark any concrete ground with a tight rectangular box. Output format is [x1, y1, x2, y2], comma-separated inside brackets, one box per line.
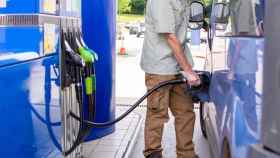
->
[83, 107, 143, 158]
[115, 32, 212, 158]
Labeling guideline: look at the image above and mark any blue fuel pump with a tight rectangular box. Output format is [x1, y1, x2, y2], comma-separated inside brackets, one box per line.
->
[0, 0, 95, 157]
[82, 0, 117, 140]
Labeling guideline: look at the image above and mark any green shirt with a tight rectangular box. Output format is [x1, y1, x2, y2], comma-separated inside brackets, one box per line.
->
[140, 0, 194, 75]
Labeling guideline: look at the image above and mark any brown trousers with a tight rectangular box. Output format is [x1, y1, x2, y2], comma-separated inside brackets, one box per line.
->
[143, 73, 196, 158]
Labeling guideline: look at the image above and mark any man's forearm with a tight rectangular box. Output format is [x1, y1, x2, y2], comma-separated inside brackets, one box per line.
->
[164, 33, 193, 73]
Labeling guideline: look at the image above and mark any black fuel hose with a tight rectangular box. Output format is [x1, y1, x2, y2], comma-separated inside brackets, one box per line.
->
[64, 78, 186, 156]
[66, 72, 210, 155]
[70, 78, 187, 128]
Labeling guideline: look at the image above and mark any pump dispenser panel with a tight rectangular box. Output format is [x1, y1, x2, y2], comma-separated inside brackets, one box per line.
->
[0, 0, 59, 15]
[0, 0, 115, 157]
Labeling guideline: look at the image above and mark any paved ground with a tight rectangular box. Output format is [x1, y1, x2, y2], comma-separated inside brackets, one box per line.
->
[83, 107, 143, 158]
[116, 34, 146, 100]
[83, 107, 212, 158]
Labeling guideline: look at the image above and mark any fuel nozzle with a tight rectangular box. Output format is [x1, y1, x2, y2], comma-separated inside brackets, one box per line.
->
[74, 31, 99, 96]
[64, 40, 85, 67]
[78, 32, 99, 61]
[182, 71, 211, 103]
[80, 48, 95, 95]
[78, 46, 95, 64]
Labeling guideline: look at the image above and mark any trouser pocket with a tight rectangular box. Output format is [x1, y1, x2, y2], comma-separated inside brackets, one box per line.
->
[145, 73, 174, 112]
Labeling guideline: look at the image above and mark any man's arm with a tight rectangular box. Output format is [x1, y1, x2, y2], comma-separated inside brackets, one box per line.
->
[164, 33, 201, 85]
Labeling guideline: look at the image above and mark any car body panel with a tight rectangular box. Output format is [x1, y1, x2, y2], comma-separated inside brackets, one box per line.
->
[203, 1, 265, 157]
[249, 1, 280, 157]
[205, 37, 264, 158]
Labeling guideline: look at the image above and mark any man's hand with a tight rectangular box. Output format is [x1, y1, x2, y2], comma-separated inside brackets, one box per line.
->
[184, 70, 201, 86]
[164, 33, 201, 86]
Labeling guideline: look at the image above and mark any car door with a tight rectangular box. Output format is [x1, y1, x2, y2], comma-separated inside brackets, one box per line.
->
[204, 0, 265, 157]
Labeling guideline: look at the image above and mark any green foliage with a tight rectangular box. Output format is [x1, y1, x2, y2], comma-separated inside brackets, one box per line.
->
[203, 0, 213, 6]
[118, 0, 131, 14]
[129, 0, 146, 15]
[118, 0, 211, 15]
[118, 0, 146, 15]
[203, 0, 213, 18]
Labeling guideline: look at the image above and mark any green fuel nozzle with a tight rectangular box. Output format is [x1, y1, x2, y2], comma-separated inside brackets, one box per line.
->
[85, 48, 99, 61]
[75, 36, 98, 95]
[78, 47, 95, 64]
[77, 46, 98, 95]
[77, 36, 99, 61]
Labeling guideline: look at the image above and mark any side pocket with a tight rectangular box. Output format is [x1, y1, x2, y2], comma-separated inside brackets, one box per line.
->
[147, 89, 165, 112]
[145, 74, 160, 111]
[145, 74, 172, 113]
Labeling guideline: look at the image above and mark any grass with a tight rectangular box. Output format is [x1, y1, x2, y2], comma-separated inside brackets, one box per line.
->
[117, 14, 144, 23]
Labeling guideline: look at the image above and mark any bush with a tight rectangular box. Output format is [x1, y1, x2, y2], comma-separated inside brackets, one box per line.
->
[118, 0, 210, 15]
[118, 0, 131, 14]
[129, 0, 146, 15]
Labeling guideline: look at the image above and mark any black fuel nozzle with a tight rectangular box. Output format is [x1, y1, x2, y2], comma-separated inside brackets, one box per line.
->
[183, 71, 211, 103]
[64, 40, 85, 68]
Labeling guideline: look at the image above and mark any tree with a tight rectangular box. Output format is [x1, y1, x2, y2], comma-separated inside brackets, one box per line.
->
[203, 0, 213, 18]
[203, 0, 213, 6]
[118, 0, 131, 14]
[129, 0, 146, 15]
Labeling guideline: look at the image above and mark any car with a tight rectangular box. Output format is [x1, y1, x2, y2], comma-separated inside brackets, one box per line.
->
[248, 1, 280, 157]
[129, 25, 138, 35]
[187, 30, 208, 44]
[200, 1, 265, 158]
[136, 22, 145, 38]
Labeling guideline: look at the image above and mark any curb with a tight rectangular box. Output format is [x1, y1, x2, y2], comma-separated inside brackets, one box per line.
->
[122, 113, 144, 158]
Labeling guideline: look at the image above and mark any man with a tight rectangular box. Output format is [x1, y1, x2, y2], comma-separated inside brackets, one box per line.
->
[140, 0, 201, 157]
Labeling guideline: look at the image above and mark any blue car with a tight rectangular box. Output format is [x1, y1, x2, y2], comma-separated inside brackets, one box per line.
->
[200, 0, 265, 158]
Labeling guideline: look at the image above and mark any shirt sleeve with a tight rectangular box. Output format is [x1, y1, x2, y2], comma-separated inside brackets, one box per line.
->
[151, 0, 175, 33]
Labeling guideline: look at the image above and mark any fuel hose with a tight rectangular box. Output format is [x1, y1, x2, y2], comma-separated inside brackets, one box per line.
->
[70, 78, 187, 128]
[65, 70, 209, 156]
